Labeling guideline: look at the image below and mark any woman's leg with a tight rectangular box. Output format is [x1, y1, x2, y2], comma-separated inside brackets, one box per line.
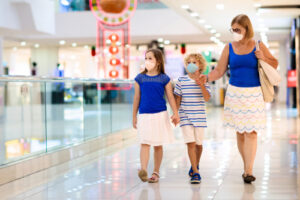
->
[195, 145, 203, 166]
[153, 145, 163, 173]
[236, 132, 246, 173]
[187, 142, 199, 174]
[244, 131, 257, 175]
[140, 144, 151, 171]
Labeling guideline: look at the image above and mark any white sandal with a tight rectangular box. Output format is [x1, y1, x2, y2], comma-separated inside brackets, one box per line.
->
[148, 172, 160, 183]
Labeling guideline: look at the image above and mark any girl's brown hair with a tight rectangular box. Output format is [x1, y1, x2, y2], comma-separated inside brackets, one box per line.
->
[231, 14, 254, 40]
[184, 53, 206, 73]
[141, 48, 165, 74]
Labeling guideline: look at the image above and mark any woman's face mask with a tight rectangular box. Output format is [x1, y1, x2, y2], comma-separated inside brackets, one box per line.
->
[232, 32, 244, 42]
[186, 63, 198, 74]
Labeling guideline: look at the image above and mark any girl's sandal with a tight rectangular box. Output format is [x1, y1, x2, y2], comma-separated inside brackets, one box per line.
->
[138, 169, 148, 182]
[148, 172, 160, 183]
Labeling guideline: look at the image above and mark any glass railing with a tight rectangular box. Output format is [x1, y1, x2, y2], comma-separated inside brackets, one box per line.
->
[0, 76, 134, 166]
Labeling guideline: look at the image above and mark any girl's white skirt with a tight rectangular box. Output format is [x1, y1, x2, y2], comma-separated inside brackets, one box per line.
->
[137, 111, 175, 146]
[224, 84, 266, 133]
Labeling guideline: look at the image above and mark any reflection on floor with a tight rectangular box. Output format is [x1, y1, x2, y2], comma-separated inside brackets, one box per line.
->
[1, 105, 299, 200]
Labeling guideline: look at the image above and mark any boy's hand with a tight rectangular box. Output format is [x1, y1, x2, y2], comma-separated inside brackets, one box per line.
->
[133, 116, 137, 129]
[171, 113, 180, 126]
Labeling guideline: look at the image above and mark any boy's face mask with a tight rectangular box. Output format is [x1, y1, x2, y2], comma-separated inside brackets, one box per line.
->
[186, 63, 198, 74]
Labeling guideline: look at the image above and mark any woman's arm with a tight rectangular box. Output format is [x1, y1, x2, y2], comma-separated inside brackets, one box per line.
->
[175, 95, 182, 110]
[255, 42, 279, 69]
[165, 82, 180, 125]
[207, 44, 229, 82]
[132, 82, 140, 129]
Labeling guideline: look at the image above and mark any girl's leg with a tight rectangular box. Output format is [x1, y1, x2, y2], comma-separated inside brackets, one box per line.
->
[187, 142, 199, 174]
[236, 132, 246, 173]
[140, 144, 151, 171]
[153, 145, 163, 173]
[195, 145, 203, 166]
[244, 131, 257, 175]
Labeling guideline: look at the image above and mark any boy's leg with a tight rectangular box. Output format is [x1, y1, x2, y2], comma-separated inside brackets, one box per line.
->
[195, 128, 204, 165]
[140, 144, 151, 171]
[153, 145, 163, 173]
[187, 142, 199, 174]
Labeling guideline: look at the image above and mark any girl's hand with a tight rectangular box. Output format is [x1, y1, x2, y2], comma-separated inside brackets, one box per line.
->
[171, 113, 180, 126]
[133, 116, 137, 129]
[255, 49, 265, 60]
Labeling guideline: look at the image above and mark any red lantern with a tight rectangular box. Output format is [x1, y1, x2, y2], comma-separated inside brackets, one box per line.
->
[91, 46, 96, 56]
[109, 46, 119, 54]
[108, 34, 119, 42]
[180, 43, 186, 54]
[109, 70, 119, 78]
[109, 58, 120, 66]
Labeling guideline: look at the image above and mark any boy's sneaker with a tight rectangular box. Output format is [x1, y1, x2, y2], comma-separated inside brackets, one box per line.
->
[189, 165, 199, 177]
[190, 173, 201, 184]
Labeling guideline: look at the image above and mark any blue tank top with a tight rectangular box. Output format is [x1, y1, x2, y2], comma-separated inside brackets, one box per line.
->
[228, 43, 261, 87]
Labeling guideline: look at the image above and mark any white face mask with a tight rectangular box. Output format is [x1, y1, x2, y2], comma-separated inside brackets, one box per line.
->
[145, 60, 156, 71]
[232, 32, 243, 41]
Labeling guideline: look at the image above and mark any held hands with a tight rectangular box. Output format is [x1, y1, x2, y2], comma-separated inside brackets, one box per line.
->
[171, 113, 180, 126]
[195, 74, 207, 86]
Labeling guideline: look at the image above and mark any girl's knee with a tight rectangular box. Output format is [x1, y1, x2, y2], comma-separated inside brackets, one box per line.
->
[141, 144, 151, 149]
[245, 132, 257, 139]
[154, 145, 163, 151]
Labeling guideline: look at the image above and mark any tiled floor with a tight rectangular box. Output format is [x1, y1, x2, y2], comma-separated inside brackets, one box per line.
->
[1, 105, 299, 200]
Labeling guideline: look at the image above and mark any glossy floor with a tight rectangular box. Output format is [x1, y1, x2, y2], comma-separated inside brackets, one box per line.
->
[1, 105, 299, 200]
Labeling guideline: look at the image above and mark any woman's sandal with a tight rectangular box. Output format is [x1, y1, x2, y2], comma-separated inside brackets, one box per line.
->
[138, 169, 148, 182]
[148, 172, 160, 183]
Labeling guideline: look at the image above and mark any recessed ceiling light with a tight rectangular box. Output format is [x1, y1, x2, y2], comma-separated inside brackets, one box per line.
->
[20, 41, 26, 46]
[84, 45, 89, 49]
[158, 38, 164, 43]
[164, 40, 170, 45]
[210, 37, 216, 41]
[72, 43, 77, 47]
[198, 19, 205, 24]
[59, 40, 66, 45]
[159, 44, 164, 48]
[215, 33, 221, 37]
[181, 4, 189, 9]
[254, 3, 261, 7]
[216, 4, 224, 10]
[210, 29, 217, 33]
[34, 44, 40, 48]
[205, 25, 212, 29]
[190, 12, 199, 17]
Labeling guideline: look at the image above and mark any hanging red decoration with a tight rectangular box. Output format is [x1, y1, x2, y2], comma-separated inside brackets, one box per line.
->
[109, 70, 119, 78]
[180, 43, 186, 54]
[91, 46, 96, 56]
[108, 34, 119, 42]
[109, 46, 119, 54]
[109, 58, 120, 66]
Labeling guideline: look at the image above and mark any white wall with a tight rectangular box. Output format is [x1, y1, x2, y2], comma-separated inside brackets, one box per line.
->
[31, 47, 58, 76]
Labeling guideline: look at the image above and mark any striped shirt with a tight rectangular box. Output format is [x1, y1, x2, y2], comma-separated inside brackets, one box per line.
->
[174, 75, 211, 128]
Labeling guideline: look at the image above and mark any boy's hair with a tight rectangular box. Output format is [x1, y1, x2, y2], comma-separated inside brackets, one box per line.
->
[141, 48, 165, 74]
[184, 53, 206, 73]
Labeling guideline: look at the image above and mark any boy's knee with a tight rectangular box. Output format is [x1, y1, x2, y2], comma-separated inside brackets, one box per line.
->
[187, 142, 196, 148]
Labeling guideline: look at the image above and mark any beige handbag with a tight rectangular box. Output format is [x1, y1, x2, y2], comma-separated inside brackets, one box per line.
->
[256, 41, 275, 102]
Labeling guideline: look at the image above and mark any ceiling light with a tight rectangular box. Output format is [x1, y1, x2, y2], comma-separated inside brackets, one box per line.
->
[164, 40, 170, 45]
[181, 5, 189, 9]
[34, 44, 40, 48]
[205, 25, 212, 29]
[72, 43, 77, 47]
[20, 41, 26, 46]
[254, 3, 261, 7]
[216, 4, 224, 10]
[60, 0, 71, 6]
[159, 44, 164, 48]
[190, 12, 199, 17]
[210, 29, 217, 33]
[59, 40, 66, 45]
[13, 47, 17, 51]
[158, 38, 164, 43]
[198, 19, 205, 24]
[210, 37, 217, 41]
[215, 33, 221, 37]
[84, 45, 89, 49]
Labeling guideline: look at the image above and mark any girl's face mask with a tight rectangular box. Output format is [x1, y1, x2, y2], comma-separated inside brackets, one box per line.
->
[145, 60, 156, 71]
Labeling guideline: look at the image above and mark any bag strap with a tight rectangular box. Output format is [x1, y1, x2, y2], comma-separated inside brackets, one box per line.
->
[255, 40, 260, 50]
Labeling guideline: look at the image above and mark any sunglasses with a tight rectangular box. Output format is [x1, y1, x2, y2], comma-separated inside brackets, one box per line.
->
[229, 28, 242, 34]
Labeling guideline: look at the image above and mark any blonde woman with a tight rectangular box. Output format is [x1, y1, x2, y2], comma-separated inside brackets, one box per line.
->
[200, 14, 278, 183]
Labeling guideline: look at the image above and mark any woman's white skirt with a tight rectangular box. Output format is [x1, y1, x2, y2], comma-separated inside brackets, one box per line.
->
[224, 84, 266, 133]
[137, 111, 175, 146]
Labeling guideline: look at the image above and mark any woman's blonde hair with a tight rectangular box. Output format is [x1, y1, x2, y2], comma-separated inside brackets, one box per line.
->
[231, 14, 254, 39]
[184, 53, 206, 73]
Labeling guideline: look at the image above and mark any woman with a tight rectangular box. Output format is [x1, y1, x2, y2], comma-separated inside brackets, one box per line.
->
[200, 14, 278, 183]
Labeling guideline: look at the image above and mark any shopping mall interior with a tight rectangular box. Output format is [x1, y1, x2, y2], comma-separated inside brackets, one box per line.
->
[0, 0, 299, 199]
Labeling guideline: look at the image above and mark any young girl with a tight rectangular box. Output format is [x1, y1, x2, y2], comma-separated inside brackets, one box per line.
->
[133, 49, 180, 183]
[174, 53, 211, 184]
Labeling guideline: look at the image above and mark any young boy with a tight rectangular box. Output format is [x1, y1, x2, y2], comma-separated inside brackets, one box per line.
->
[174, 53, 211, 184]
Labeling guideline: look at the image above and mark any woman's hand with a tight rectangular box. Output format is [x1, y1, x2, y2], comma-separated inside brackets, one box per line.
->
[133, 116, 137, 129]
[171, 113, 180, 126]
[196, 74, 207, 85]
[255, 49, 265, 60]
